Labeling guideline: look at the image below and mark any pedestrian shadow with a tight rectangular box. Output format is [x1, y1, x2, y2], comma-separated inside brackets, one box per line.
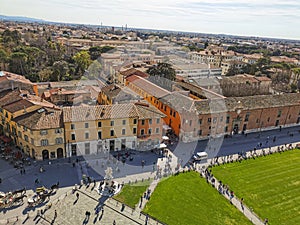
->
[73, 199, 78, 205]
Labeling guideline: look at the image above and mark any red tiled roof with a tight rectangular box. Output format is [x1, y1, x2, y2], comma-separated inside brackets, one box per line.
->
[63, 104, 139, 122]
[3, 99, 34, 113]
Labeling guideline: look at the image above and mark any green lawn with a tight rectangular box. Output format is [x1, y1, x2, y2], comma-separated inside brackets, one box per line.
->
[211, 150, 300, 225]
[143, 171, 251, 225]
[113, 179, 151, 208]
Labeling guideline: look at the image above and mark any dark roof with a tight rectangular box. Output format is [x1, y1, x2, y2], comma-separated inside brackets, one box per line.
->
[3, 99, 34, 113]
[13, 108, 63, 130]
[0, 90, 26, 107]
[159, 92, 195, 113]
[101, 84, 122, 99]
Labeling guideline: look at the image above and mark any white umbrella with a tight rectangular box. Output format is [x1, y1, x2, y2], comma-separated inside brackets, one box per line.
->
[162, 136, 169, 140]
[158, 143, 167, 149]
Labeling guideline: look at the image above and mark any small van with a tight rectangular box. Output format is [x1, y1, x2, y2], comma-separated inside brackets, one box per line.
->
[193, 152, 208, 161]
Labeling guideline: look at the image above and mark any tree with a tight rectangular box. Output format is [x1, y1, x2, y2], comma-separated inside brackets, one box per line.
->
[9, 52, 28, 75]
[89, 46, 114, 60]
[38, 68, 52, 82]
[51, 60, 69, 81]
[73, 51, 92, 77]
[147, 62, 176, 81]
[0, 48, 9, 70]
[86, 60, 102, 78]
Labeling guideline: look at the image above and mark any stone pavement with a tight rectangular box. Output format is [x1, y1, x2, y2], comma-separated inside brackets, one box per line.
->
[1, 132, 299, 225]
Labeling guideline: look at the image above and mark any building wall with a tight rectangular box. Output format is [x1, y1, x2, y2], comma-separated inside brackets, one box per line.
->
[137, 117, 163, 150]
[16, 126, 65, 160]
[64, 117, 138, 155]
[197, 105, 300, 138]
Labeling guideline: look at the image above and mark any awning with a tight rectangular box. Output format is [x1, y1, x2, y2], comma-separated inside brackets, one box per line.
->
[163, 125, 172, 130]
[0, 136, 12, 143]
[158, 143, 167, 149]
[162, 136, 169, 140]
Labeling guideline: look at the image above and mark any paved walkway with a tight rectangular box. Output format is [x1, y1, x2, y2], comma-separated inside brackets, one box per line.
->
[1, 139, 299, 225]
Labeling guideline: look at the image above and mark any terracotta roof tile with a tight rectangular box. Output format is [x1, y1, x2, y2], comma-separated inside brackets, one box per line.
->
[63, 103, 139, 122]
[13, 108, 63, 130]
[3, 99, 34, 113]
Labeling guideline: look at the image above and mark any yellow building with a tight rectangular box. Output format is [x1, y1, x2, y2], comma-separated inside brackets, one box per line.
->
[13, 108, 64, 160]
[63, 102, 165, 156]
[63, 104, 139, 156]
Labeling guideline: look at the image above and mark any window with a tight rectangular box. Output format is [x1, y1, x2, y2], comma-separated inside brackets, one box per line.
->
[133, 119, 137, 124]
[71, 134, 76, 140]
[226, 116, 230, 124]
[141, 129, 145, 135]
[40, 130, 47, 135]
[213, 117, 217, 124]
[267, 117, 270, 122]
[173, 111, 176, 117]
[224, 126, 228, 132]
[164, 106, 167, 111]
[110, 130, 114, 137]
[55, 137, 63, 144]
[31, 138, 34, 145]
[85, 132, 89, 139]
[277, 110, 282, 118]
[148, 128, 152, 134]
[55, 129, 62, 134]
[189, 120, 192, 126]
[98, 121, 102, 127]
[122, 128, 126, 135]
[198, 119, 202, 125]
[198, 130, 202, 136]
[85, 123, 89, 128]
[18, 131, 22, 139]
[208, 118, 211, 123]
[256, 118, 260, 123]
[85, 143, 90, 155]
[71, 124, 75, 130]
[170, 109, 173, 116]
[98, 131, 102, 139]
[220, 116, 223, 122]
[149, 119, 152, 125]
[122, 120, 126, 125]
[141, 119, 145, 125]
[156, 118, 160, 124]
[133, 128, 137, 134]
[41, 139, 48, 146]
[155, 128, 160, 134]
[245, 112, 250, 122]
[24, 135, 29, 142]
[209, 126, 211, 130]
[110, 121, 114, 126]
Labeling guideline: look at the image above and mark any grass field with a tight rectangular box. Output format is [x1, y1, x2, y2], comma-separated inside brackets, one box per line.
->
[143, 171, 251, 225]
[211, 150, 300, 225]
[113, 179, 151, 208]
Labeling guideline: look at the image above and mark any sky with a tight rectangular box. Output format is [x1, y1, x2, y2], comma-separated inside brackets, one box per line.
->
[1, 0, 300, 40]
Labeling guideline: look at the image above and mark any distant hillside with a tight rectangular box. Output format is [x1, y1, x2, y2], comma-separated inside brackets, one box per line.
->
[0, 15, 45, 23]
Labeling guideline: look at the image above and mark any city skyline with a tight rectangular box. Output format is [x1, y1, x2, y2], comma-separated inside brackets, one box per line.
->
[1, 0, 300, 40]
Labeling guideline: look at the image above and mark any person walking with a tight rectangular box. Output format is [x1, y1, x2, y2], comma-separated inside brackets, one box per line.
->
[54, 210, 57, 219]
